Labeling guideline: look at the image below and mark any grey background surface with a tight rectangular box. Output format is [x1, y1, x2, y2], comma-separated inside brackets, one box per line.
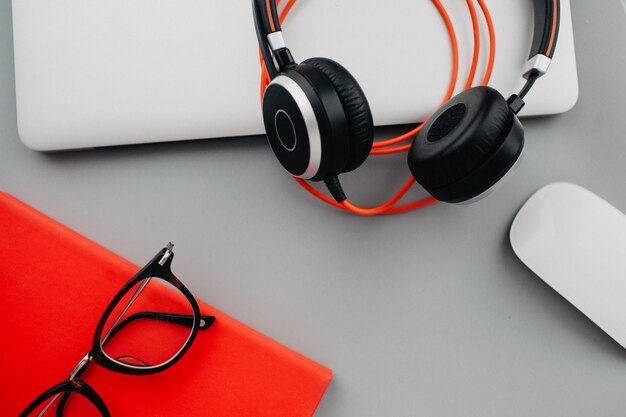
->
[2, 1, 626, 416]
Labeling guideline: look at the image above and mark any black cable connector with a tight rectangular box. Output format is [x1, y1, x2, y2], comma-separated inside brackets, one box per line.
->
[507, 94, 526, 115]
[519, 70, 540, 99]
[508, 69, 542, 115]
[274, 48, 296, 70]
[324, 176, 347, 204]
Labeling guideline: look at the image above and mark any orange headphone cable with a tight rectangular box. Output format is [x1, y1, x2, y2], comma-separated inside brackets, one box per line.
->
[371, 0, 493, 155]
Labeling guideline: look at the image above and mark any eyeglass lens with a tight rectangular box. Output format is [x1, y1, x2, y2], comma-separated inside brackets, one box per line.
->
[99, 276, 196, 369]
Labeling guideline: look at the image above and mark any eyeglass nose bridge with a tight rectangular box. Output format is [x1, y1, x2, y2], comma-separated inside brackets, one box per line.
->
[68, 353, 93, 380]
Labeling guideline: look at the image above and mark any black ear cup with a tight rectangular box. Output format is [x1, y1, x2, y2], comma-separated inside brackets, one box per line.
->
[302, 58, 374, 172]
[262, 69, 328, 180]
[408, 86, 525, 203]
[261, 57, 374, 181]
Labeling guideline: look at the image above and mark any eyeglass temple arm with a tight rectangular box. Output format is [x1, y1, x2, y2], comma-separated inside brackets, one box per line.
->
[104, 312, 215, 345]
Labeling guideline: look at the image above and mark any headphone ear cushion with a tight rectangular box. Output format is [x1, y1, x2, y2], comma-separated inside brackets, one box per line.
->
[303, 58, 374, 172]
[409, 86, 524, 203]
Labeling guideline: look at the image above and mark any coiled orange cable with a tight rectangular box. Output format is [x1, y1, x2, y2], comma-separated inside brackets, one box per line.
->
[260, 0, 496, 216]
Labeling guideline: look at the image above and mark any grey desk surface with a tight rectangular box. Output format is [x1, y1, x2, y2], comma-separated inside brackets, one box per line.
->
[2, 2, 626, 416]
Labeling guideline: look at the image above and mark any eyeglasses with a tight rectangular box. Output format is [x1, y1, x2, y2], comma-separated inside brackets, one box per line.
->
[19, 243, 215, 417]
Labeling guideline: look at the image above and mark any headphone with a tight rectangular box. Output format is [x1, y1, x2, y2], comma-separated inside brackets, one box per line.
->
[253, 0, 560, 212]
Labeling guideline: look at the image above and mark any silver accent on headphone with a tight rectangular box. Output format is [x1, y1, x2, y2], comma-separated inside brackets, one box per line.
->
[523, 54, 552, 79]
[271, 76, 322, 179]
[267, 31, 286, 52]
[274, 109, 297, 152]
[457, 148, 525, 205]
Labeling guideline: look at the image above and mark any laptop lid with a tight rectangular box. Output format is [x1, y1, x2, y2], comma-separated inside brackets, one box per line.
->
[12, 0, 578, 151]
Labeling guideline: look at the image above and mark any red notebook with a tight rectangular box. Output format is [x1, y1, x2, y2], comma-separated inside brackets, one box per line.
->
[0, 192, 332, 416]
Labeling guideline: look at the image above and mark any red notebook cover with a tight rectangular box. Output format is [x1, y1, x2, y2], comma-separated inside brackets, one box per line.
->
[0, 192, 332, 416]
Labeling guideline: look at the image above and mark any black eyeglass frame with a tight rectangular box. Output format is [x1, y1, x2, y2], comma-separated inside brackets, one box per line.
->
[18, 244, 215, 417]
[20, 379, 111, 417]
[92, 245, 209, 375]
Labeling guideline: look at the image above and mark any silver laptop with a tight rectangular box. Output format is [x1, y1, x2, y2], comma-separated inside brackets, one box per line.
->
[11, 0, 578, 151]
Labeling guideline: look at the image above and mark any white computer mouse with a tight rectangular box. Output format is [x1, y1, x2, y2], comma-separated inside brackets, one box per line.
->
[510, 182, 626, 348]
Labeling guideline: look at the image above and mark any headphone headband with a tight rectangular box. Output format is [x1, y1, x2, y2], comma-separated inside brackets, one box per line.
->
[529, 0, 560, 59]
[524, 0, 560, 79]
[254, 0, 561, 82]
[252, 0, 294, 80]
[252, 0, 278, 79]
